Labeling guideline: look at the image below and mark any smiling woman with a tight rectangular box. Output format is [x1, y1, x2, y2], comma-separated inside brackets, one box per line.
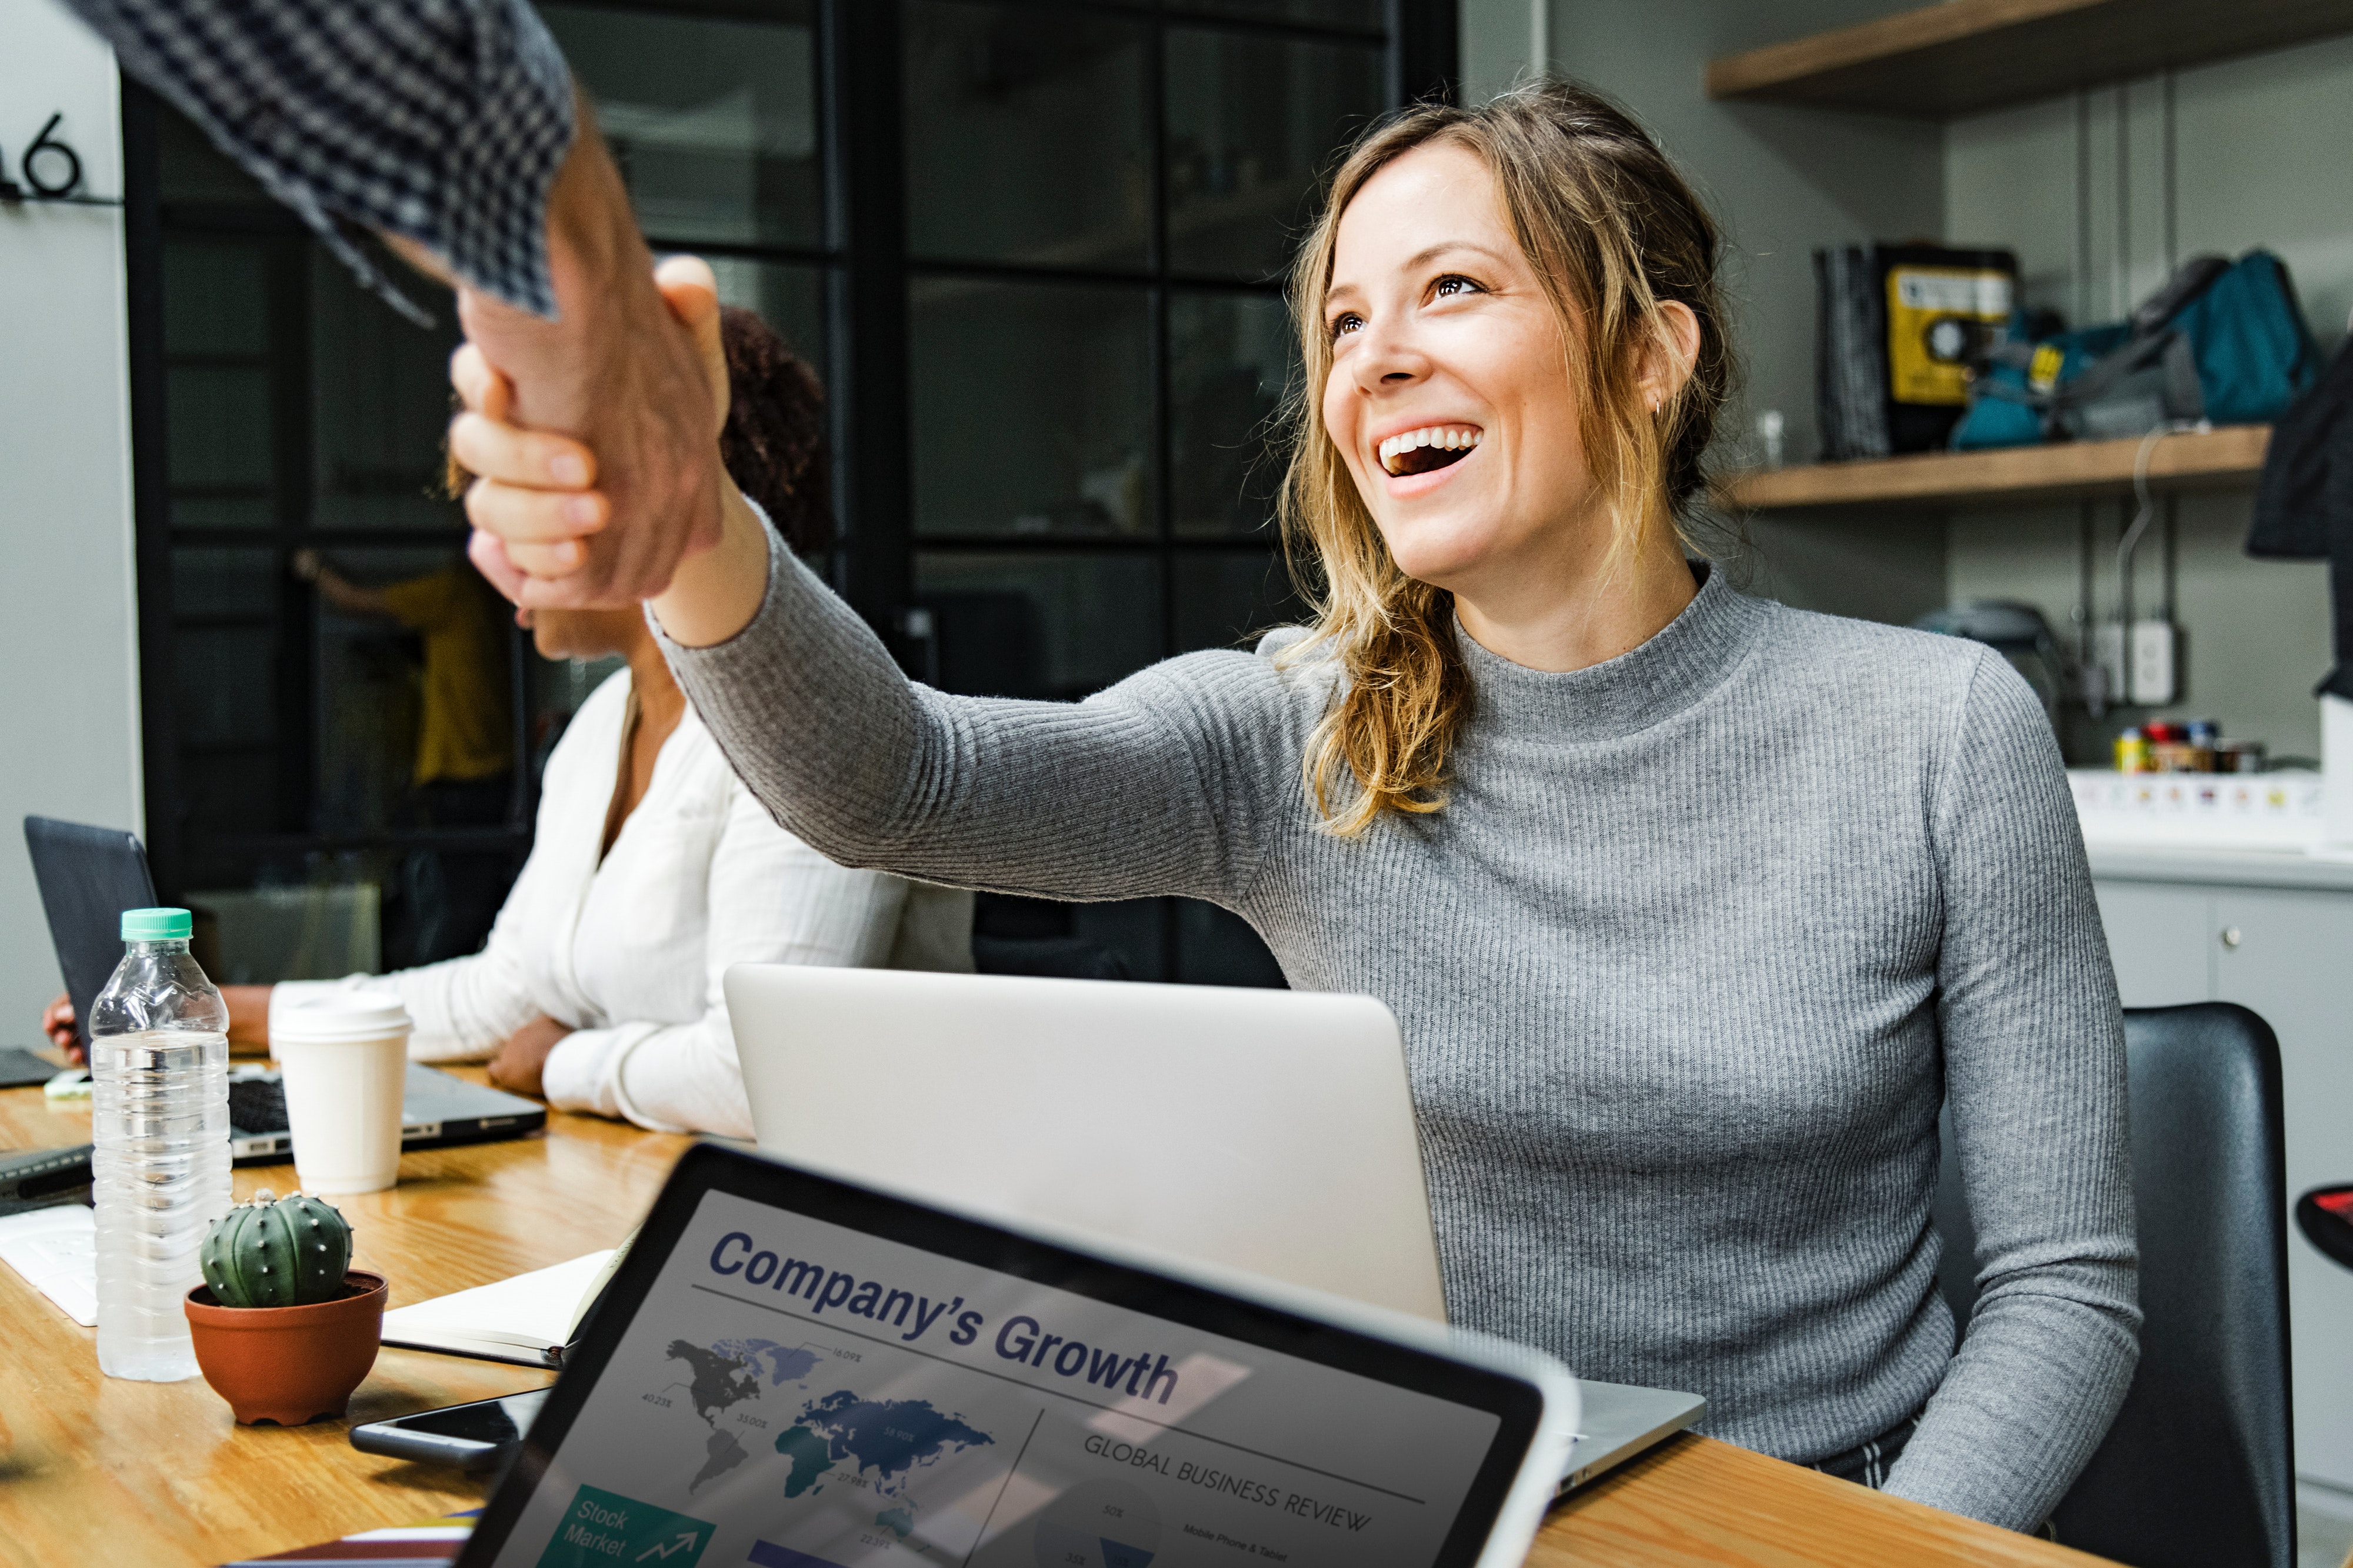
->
[1275, 101, 1726, 833]
[449, 78, 2138, 1542]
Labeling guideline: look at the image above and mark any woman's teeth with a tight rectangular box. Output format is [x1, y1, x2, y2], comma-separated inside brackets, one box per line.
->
[1378, 426, 1483, 477]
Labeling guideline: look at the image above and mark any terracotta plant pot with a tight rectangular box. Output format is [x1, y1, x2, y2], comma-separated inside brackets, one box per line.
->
[184, 1270, 386, 1425]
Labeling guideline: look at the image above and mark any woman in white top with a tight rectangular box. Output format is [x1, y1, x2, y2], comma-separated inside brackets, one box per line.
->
[253, 599, 971, 1137]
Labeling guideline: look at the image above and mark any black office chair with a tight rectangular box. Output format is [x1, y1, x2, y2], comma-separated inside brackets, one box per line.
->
[1932, 1003, 2294, 1568]
[968, 892, 1134, 982]
[970, 934, 1132, 982]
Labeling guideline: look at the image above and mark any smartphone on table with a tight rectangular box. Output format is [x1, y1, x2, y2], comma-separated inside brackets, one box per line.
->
[351, 1389, 549, 1473]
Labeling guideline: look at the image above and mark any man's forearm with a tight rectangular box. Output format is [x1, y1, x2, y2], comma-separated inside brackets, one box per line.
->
[456, 92, 645, 443]
[456, 107, 725, 609]
[66, 0, 575, 321]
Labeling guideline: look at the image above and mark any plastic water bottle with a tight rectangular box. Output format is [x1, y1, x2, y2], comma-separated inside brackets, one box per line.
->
[89, 907, 231, 1381]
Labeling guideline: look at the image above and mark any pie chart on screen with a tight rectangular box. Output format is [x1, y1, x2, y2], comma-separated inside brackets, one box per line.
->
[1031, 1478, 1161, 1568]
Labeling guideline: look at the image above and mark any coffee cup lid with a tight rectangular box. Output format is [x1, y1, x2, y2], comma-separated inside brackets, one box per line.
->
[272, 989, 411, 1042]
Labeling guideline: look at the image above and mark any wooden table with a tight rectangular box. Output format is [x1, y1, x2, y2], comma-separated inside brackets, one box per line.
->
[0, 1072, 2110, 1567]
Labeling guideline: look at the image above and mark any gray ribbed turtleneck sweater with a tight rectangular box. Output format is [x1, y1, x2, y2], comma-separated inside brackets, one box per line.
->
[662, 522, 2138, 1533]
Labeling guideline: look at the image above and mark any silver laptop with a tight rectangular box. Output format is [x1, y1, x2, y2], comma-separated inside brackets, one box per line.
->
[225, 1060, 545, 1163]
[726, 964, 1703, 1490]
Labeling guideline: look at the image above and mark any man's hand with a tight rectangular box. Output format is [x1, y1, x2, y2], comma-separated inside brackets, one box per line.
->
[487, 1013, 574, 1098]
[454, 257, 769, 648]
[454, 93, 724, 608]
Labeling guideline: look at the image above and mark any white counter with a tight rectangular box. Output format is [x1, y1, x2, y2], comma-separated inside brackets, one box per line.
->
[2087, 843, 2353, 891]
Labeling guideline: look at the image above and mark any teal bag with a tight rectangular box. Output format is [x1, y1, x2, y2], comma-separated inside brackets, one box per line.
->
[2173, 251, 2321, 426]
[1949, 251, 2317, 448]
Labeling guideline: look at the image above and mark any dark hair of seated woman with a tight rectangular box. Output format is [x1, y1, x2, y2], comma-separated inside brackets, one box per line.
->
[717, 305, 829, 556]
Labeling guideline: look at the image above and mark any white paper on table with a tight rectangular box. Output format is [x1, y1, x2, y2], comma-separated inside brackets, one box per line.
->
[0, 1205, 98, 1326]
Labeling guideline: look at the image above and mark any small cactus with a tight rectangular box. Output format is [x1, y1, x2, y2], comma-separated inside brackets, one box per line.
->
[200, 1188, 354, 1309]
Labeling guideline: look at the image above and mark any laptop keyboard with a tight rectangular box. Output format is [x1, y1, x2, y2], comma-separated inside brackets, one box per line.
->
[227, 1078, 290, 1136]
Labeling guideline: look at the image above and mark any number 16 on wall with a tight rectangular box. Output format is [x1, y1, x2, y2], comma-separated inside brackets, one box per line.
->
[0, 113, 86, 202]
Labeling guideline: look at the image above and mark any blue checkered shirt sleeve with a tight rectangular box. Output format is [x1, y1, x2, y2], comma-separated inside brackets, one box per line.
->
[66, 0, 575, 322]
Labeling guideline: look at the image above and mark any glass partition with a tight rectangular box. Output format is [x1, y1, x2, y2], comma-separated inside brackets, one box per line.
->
[904, 2, 1149, 271]
[1173, 549, 1309, 655]
[911, 279, 1154, 539]
[912, 551, 1161, 701]
[1170, 288, 1296, 537]
[542, 2, 822, 250]
[1165, 26, 1385, 281]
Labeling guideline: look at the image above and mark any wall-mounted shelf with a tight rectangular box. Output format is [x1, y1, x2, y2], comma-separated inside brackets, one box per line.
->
[1724, 423, 2271, 511]
[1705, 0, 2353, 118]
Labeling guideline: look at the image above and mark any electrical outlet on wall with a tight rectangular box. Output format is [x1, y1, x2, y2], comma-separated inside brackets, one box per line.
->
[2091, 624, 2127, 709]
[2129, 620, 2177, 705]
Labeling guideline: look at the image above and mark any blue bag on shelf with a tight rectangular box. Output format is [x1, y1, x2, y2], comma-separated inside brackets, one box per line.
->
[1949, 250, 2318, 449]
[2175, 251, 2322, 426]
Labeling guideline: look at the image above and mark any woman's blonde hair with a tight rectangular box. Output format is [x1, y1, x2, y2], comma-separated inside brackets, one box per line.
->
[1277, 80, 1732, 836]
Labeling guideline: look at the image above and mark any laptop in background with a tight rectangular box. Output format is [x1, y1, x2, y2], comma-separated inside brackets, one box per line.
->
[730, 964, 1448, 1320]
[23, 816, 545, 1162]
[23, 817, 151, 1062]
[726, 963, 1704, 1492]
[222, 1060, 545, 1163]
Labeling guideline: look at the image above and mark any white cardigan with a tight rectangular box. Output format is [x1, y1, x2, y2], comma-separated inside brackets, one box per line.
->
[277, 669, 971, 1136]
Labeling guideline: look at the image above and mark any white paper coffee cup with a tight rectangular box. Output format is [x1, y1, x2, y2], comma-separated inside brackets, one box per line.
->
[271, 990, 411, 1194]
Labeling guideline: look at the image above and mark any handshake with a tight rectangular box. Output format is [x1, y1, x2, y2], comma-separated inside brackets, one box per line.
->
[443, 123, 769, 650]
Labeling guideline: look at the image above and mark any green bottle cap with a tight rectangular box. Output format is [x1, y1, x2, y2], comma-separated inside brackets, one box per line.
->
[121, 908, 192, 941]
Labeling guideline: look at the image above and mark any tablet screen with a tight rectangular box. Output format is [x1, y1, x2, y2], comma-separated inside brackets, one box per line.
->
[474, 1170, 1528, 1568]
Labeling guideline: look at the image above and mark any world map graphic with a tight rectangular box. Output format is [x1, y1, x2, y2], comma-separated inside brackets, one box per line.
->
[662, 1336, 995, 1547]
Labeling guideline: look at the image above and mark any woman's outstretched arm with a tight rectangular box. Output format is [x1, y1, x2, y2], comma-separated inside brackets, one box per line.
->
[451, 333, 1288, 909]
[662, 487, 1281, 905]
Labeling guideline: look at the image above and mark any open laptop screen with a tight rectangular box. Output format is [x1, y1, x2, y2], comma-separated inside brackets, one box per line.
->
[464, 1146, 1552, 1568]
[23, 816, 155, 1056]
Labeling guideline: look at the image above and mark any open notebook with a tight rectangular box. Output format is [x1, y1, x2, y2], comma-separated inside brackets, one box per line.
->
[378, 1246, 627, 1369]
